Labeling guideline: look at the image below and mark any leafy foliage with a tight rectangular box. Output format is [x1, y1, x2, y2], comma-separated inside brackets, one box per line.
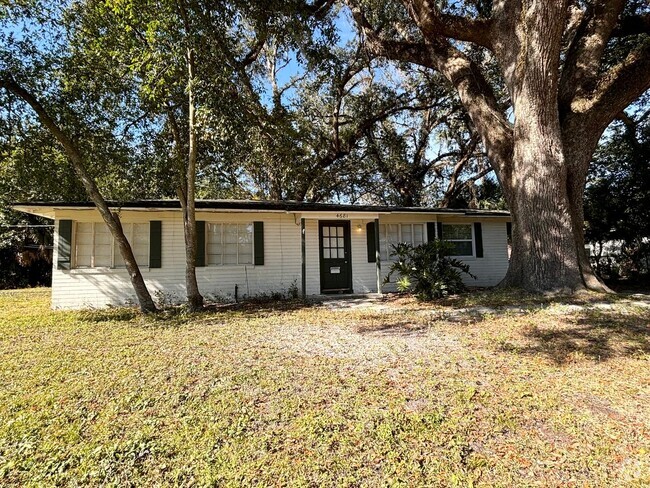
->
[585, 99, 650, 279]
[384, 240, 476, 300]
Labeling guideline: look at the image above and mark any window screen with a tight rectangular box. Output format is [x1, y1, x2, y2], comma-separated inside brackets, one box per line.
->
[442, 224, 473, 256]
[207, 222, 253, 265]
[379, 223, 425, 261]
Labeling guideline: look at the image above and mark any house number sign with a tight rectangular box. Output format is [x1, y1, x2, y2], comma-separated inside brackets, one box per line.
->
[336, 213, 349, 219]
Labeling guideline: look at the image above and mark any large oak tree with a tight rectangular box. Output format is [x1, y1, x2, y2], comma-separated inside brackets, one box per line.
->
[346, 0, 650, 292]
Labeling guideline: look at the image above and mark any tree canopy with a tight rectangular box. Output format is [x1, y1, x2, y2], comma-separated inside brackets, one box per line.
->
[1, 0, 649, 295]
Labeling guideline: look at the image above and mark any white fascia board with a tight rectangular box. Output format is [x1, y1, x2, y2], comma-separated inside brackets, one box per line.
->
[11, 205, 57, 219]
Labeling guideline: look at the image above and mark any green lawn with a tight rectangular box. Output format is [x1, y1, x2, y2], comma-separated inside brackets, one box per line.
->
[1, 288, 649, 486]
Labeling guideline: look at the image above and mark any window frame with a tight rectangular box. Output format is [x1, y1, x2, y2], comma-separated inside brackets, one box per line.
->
[441, 223, 475, 258]
[206, 222, 254, 266]
[379, 223, 426, 261]
[72, 221, 150, 269]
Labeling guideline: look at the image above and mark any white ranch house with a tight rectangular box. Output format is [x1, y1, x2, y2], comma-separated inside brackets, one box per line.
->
[14, 200, 512, 309]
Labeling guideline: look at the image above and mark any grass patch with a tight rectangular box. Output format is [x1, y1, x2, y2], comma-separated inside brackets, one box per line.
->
[0, 288, 649, 486]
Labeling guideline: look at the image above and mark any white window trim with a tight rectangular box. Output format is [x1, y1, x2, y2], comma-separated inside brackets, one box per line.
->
[206, 222, 254, 266]
[380, 223, 426, 261]
[72, 222, 150, 269]
[441, 223, 475, 259]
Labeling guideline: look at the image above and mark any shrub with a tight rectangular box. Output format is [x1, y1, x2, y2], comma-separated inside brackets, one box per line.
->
[384, 240, 476, 300]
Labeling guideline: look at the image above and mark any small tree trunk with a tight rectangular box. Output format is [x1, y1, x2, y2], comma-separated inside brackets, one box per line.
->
[110, 214, 158, 312]
[182, 45, 204, 312]
[180, 192, 203, 311]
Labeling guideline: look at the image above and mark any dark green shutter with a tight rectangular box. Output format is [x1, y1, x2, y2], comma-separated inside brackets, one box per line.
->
[506, 222, 512, 242]
[149, 221, 162, 268]
[195, 220, 205, 267]
[436, 222, 444, 240]
[427, 222, 436, 242]
[474, 222, 484, 258]
[366, 222, 377, 263]
[254, 221, 264, 265]
[57, 220, 73, 270]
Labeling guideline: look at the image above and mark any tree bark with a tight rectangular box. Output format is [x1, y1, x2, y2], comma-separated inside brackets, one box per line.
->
[347, 0, 650, 294]
[497, 1, 585, 292]
[562, 117, 614, 292]
[181, 45, 204, 312]
[176, 0, 204, 311]
[500, 152, 583, 292]
[1, 77, 158, 312]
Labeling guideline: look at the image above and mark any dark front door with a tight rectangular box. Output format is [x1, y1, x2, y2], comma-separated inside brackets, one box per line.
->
[319, 221, 352, 293]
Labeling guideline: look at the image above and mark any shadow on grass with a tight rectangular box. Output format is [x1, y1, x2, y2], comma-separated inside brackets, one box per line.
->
[124, 298, 317, 329]
[437, 288, 647, 309]
[502, 311, 650, 365]
[355, 319, 432, 337]
[75, 307, 140, 324]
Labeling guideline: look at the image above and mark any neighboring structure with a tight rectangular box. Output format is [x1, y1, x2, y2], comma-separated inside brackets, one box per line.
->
[13, 200, 511, 309]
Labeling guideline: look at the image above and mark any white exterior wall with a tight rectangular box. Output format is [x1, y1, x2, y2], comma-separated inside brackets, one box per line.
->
[50, 208, 510, 309]
[52, 210, 302, 309]
[377, 215, 509, 290]
[460, 219, 509, 287]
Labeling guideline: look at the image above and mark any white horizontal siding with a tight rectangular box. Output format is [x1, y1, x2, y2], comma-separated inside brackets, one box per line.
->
[458, 220, 509, 287]
[52, 212, 302, 309]
[379, 217, 509, 290]
[50, 210, 509, 309]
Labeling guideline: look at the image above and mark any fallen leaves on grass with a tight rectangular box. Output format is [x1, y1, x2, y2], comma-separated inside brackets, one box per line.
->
[0, 288, 648, 486]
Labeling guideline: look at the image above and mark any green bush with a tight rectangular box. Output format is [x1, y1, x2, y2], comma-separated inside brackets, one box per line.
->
[384, 240, 476, 300]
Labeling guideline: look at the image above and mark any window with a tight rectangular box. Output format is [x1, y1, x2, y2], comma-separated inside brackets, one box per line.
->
[322, 225, 345, 259]
[379, 223, 425, 261]
[207, 223, 253, 265]
[114, 223, 150, 267]
[443, 224, 473, 256]
[74, 222, 149, 268]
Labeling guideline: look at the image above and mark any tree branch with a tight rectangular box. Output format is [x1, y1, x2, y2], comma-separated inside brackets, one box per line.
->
[346, 0, 513, 176]
[0, 75, 157, 312]
[581, 39, 650, 126]
[402, 0, 493, 49]
[559, 0, 626, 113]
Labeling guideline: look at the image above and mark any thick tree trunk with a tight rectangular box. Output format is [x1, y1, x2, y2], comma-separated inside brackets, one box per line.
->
[566, 168, 613, 293]
[496, 2, 584, 293]
[2, 77, 157, 312]
[500, 150, 583, 292]
[348, 0, 649, 296]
